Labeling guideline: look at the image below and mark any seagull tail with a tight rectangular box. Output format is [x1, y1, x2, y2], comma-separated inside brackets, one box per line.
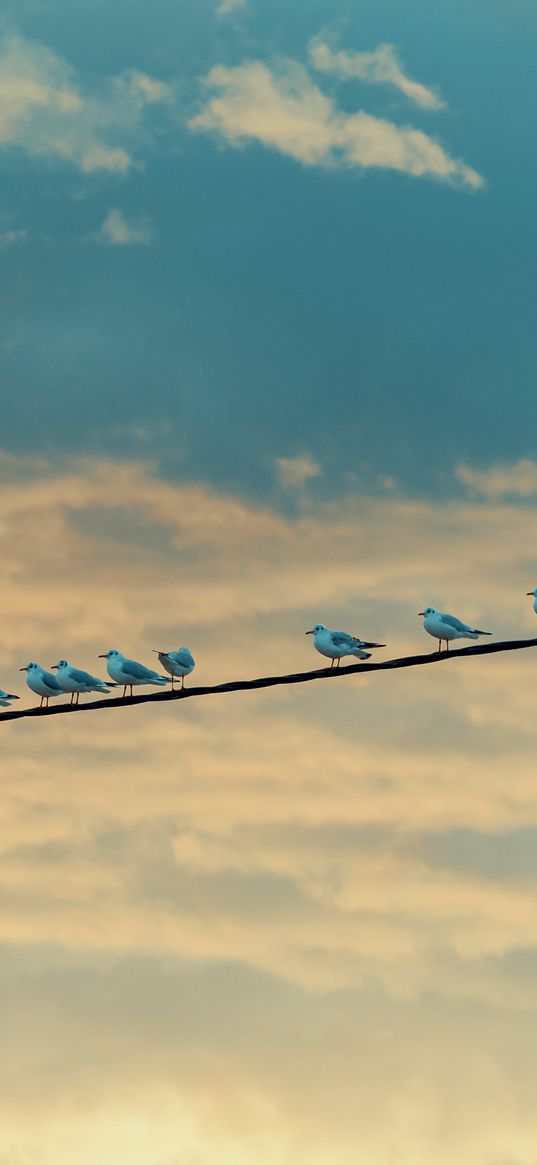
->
[474, 630, 492, 636]
[358, 642, 386, 649]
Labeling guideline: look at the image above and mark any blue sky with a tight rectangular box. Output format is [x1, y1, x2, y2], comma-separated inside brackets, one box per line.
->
[2, 0, 537, 498]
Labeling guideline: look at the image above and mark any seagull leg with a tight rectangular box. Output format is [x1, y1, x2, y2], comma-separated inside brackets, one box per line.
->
[446, 641, 450, 652]
[122, 685, 127, 698]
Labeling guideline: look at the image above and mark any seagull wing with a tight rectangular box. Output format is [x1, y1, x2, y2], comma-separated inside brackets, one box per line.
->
[330, 632, 356, 647]
[440, 614, 475, 633]
[42, 670, 63, 692]
[71, 667, 108, 687]
[169, 648, 195, 666]
[121, 658, 162, 681]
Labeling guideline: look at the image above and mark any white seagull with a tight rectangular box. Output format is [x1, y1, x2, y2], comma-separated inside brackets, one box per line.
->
[153, 647, 195, 690]
[418, 607, 492, 653]
[0, 690, 19, 709]
[98, 648, 170, 697]
[20, 662, 65, 707]
[526, 588, 537, 614]
[305, 623, 385, 667]
[51, 659, 110, 705]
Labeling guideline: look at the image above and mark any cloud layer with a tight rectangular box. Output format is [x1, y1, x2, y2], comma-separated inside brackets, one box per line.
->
[191, 57, 482, 187]
[2, 452, 537, 1163]
[96, 208, 153, 246]
[309, 37, 445, 110]
[0, 32, 170, 173]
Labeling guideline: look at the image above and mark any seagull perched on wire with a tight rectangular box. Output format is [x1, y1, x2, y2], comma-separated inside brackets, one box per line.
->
[51, 659, 110, 705]
[19, 662, 64, 707]
[0, 690, 19, 709]
[305, 623, 386, 667]
[153, 648, 195, 690]
[98, 648, 170, 697]
[526, 588, 537, 614]
[418, 607, 492, 653]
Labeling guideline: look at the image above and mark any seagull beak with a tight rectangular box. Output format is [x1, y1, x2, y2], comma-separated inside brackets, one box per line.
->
[19, 666, 27, 672]
[305, 630, 313, 635]
[417, 611, 425, 616]
[97, 654, 107, 658]
[50, 664, 57, 669]
[526, 592, 534, 596]
[152, 649, 164, 654]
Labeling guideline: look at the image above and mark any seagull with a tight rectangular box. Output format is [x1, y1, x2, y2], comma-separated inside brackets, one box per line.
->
[153, 648, 195, 690]
[418, 607, 492, 653]
[51, 659, 110, 705]
[19, 662, 65, 707]
[98, 648, 170, 697]
[526, 588, 537, 614]
[305, 623, 386, 667]
[0, 690, 19, 709]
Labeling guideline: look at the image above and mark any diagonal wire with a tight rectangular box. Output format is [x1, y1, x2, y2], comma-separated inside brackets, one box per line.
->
[2, 636, 537, 723]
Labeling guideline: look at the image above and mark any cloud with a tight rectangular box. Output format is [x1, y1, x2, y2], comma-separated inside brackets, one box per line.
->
[3, 452, 537, 1162]
[95, 209, 153, 246]
[275, 454, 322, 488]
[216, 0, 248, 15]
[457, 459, 537, 500]
[0, 228, 27, 248]
[0, 32, 171, 173]
[190, 59, 483, 188]
[309, 37, 445, 110]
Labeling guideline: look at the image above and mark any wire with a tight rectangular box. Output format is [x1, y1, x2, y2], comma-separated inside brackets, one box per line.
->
[3, 636, 537, 723]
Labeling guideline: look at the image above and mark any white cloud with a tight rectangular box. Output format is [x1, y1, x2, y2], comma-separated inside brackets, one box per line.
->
[96, 208, 153, 246]
[275, 454, 322, 488]
[190, 59, 483, 188]
[0, 227, 27, 248]
[457, 459, 537, 499]
[309, 37, 445, 110]
[0, 32, 171, 173]
[216, 0, 248, 15]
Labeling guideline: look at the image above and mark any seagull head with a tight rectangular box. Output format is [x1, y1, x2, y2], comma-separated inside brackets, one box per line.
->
[98, 648, 121, 659]
[19, 661, 39, 672]
[51, 660, 68, 670]
[418, 607, 437, 617]
[305, 623, 328, 636]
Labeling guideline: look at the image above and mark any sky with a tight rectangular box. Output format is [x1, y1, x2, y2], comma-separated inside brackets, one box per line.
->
[2, 1, 537, 1163]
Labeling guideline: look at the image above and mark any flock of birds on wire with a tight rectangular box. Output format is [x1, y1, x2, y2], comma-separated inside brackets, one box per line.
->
[2, 592, 537, 711]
